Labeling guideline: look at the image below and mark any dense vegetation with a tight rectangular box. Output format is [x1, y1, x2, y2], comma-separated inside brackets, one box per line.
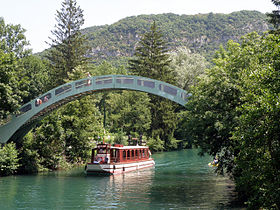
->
[81, 10, 271, 62]
[182, 32, 280, 209]
[0, 0, 279, 208]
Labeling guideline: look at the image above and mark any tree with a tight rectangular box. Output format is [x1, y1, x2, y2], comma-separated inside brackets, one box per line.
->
[129, 21, 178, 150]
[169, 47, 208, 91]
[169, 47, 208, 148]
[0, 18, 31, 58]
[0, 142, 20, 176]
[60, 97, 103, 163]
[267, 0, 280, 30]
[0, 19, 33, 124]
[129, 21, 175, 83]
[46, 0, 89, 86]
[231, 33, 280, 209]
[184, 41, 243, 174]
[17, 55, 50, 104]
[0, 50, 20, 124]
[107, 90, 151, 135]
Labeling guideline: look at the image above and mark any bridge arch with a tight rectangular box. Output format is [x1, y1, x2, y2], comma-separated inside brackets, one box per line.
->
[0, 75, 190, 143]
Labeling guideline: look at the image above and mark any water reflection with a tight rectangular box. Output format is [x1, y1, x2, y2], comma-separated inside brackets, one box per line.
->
[109, 169, 155, 205]
[84, 168, 155, 209]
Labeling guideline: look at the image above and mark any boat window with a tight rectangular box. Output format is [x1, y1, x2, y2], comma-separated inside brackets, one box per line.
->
[95, 77, 113, 85]
[75, 79, 91, 89]
[116, 77, 134, 84]
[137, 79, 155, 88]
[98, 148, 106, 154]
[123, 150, 126, 159]
[55, 84, 72, 95]
[111, 149, 115, 158]
[127, 150, 130, 159]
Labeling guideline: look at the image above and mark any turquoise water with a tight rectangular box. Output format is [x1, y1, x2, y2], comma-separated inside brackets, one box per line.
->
[0, 150, 242, 209]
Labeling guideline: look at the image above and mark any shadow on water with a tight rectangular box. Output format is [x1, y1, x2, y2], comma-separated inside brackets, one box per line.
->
[0, 149, 245, 209]
[151, 149, 245, 209]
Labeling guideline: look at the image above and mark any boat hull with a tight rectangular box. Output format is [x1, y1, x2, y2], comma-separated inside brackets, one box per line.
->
[85, 159, 155, 175]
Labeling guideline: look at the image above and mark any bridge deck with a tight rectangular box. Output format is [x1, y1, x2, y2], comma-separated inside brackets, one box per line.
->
[0, 75, 190, 143]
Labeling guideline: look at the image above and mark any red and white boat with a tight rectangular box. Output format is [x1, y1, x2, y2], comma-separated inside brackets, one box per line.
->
[85, 143, 155, 175]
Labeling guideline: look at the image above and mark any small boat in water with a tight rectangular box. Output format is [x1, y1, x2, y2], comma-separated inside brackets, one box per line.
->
[85, 143, 155, 175]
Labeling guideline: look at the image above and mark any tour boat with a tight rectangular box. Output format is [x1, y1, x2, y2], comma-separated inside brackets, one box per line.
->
[85, 143, 155, 175]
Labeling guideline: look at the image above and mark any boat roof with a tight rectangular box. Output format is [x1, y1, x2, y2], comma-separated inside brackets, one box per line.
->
[95, 143, 149, 150]
[111, 145, 149, 149]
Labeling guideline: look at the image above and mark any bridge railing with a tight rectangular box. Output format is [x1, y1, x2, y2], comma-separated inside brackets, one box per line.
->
[15, 75, 190, 119]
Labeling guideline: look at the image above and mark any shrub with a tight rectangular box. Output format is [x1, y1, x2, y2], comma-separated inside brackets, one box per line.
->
[0, 142, 20, 176]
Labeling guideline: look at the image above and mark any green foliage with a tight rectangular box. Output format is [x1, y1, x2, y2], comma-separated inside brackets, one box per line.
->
[89, 61, 128, 76]
[129, 21, 174, 83]
[0, 18, 31, 58]
[0, 142, 20, 176]
[31, 111, 66, 170]
[170, 47, 208, 91]
[0, 50, 21, 124]
[0, 19, 47, 125]
[17, 55, 50, 103]
[184, 32, 280, 209]
[231, 33, 280, 209]
[113, 131, 128, 145]
[18, 132, 44, 173]
[61, 96, 103, 163]
[184, 40, 243, 174]
[0, 20, 27, 123]
[147, 136, 164, 152]
[107, 90, 151, 135]
[150, 97, 179, 150]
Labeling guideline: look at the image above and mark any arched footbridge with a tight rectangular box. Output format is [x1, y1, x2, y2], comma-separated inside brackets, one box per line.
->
[0, 75, 190, 143]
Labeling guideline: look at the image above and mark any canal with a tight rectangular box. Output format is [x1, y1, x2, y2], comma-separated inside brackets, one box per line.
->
[0, 149, 242, 209]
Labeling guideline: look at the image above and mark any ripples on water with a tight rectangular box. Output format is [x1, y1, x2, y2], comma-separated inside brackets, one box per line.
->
[0, 149, 243, 209]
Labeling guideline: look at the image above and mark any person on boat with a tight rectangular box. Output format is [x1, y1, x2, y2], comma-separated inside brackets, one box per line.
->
[212, 156, 219, 166]
[139, 134, 143, 145]
[94, 157, 102, 163]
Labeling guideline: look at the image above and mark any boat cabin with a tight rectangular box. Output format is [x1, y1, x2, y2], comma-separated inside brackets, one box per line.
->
[91, 143, 152, 164]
